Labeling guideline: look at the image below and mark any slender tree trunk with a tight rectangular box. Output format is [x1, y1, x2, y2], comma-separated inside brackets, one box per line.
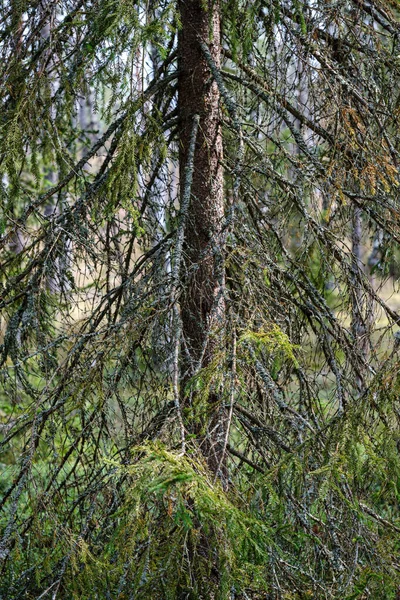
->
[178, 0, 225, 473]
[351, 205, 368, 392]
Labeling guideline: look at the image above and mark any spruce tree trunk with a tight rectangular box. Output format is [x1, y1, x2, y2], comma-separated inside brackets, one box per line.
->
[178, 0, 225, 474]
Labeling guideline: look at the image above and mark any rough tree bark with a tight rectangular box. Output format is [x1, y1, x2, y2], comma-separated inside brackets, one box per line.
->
[178, 0, 225, 474]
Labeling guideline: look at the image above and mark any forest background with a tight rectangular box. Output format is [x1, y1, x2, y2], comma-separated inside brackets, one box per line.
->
[1, 0, 400, 598]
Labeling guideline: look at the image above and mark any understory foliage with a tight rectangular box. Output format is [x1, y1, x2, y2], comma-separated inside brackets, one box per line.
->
[1, 0, 400, 598]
